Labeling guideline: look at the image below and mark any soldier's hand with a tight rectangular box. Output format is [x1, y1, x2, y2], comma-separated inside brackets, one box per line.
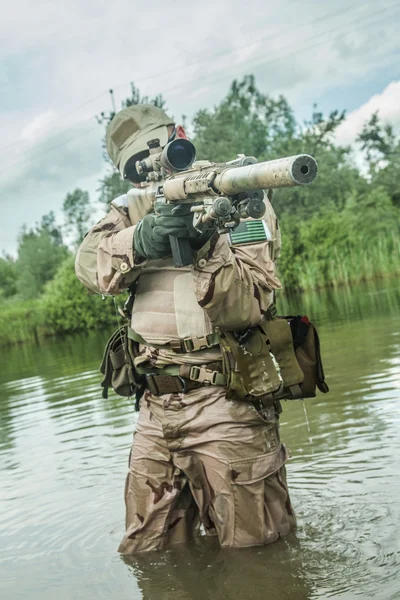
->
[133, 213, 171, 260]
[153, 204, 192, 239]
[153, 204, 216, 247]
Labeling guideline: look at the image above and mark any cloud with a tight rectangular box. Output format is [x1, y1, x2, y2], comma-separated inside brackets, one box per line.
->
[20, 111, 57, 143]
[1, 0, 400, 253]
[0, 115, 105, 255]
[335, 81, 400, 147]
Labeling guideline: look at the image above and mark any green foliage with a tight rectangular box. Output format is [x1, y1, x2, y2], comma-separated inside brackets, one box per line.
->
[277, 185, 400, 290]
[96, 82, 166, 131]
[41, 256, 117, 334]
[0, 257, 121, 345]
[357, 111, 397, 162]
[192, 74, 296, 162]
[357, 112, 400, 207]
[0, 300, 43, 345]
[0, 255, 17, 299]
[62, 188, 92, 246]
[40, 211, 64, 246]
[192, 75, 365, 220]
[98, 171, 132, 208]
[16, 222, 70, 300]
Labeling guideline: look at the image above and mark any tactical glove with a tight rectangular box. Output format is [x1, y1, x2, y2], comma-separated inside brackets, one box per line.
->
[153, 203, 216, 248]
[133, 213, 171, 260]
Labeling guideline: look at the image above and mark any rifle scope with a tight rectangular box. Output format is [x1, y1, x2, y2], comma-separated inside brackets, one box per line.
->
[136, 139, 196, 175]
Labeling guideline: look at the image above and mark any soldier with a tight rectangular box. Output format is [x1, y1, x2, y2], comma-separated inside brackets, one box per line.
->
[75, 104, 296, 553]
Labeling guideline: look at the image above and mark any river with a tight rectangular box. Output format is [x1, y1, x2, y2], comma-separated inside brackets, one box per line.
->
[1, 280, 399, 600]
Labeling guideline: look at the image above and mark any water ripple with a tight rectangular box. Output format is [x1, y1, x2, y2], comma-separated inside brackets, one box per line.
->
[1, 299, 400, 600]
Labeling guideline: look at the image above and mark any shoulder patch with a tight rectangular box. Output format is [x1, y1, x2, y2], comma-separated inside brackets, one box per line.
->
[229, 220, 272, 246]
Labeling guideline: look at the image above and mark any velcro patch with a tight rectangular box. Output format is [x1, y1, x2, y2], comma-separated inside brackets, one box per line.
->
[229, 220, 272, 246]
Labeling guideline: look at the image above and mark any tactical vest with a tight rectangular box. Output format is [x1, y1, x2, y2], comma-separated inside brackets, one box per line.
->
[100, 192, 328, 403]
[129, 258, 222, 363]
[131, 260, 214, 345]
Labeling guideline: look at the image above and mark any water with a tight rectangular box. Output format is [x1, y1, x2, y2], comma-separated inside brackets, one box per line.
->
[1, 280, 399, 600]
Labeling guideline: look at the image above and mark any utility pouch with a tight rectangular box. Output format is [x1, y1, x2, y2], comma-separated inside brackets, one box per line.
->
[220, 328, 282, 403]
[220, 315, 329, 404]
[285, 315, 329, 398]
[100, 326, 144, 399]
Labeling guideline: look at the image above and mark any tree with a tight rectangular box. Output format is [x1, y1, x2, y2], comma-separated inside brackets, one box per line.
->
[192, 74, 296, 162]
[98, 172, 132, 208]
[41, 256, 116, 333]
[16, 223, 69, 300]
[192, 75, 362, 219]
[40, 211, 64, 246]
[0, 255, 17, 299]
[357, 111, 397, 164]
[62, 188, 92, 246]
[357, 112, 400, 208]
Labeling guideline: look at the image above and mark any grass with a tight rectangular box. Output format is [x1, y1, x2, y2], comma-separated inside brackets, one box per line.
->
[286, 233, 400, 291]
[0, 300, 45, 346]
[1, 234, 399, 347]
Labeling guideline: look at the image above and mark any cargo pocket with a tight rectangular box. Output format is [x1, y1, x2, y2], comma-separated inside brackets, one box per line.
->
[247, 402, 276, 425]
[228, 444, 294, 547]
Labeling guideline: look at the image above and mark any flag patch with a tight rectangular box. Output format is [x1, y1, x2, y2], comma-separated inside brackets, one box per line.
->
[229, 220, 272, 245]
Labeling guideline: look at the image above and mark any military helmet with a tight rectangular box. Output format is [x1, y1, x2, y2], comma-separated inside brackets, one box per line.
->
[106, 104, 175, 177]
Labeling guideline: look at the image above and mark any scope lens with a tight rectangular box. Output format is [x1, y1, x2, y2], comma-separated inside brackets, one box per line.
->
[165, 140, 196, 171]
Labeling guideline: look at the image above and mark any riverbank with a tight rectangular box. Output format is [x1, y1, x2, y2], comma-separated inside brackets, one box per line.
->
[1, 247, 399, 347]
[0, 257, 118, 347]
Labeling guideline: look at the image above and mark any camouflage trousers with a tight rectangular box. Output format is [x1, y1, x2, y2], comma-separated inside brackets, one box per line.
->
[118, 386, 296, 554]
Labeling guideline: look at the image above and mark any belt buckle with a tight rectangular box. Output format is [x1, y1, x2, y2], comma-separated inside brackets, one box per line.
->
[183, 336, 210, 353]
[189, 365, 217, 386]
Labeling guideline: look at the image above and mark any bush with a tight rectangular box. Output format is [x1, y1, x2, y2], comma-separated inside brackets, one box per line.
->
[0, 300, 43, 345]
[41, 256, 118, 334]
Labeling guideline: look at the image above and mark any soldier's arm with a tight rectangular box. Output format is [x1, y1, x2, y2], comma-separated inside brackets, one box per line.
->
[75, 203, 144, 296]
[191, 195, 281, 330]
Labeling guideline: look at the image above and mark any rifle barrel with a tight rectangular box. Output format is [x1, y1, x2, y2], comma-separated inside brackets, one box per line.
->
[213, 154, 318, 195]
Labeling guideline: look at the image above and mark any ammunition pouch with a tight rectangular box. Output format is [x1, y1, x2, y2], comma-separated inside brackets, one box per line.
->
[100, 326, 144, 399]
[220, 314, 328, 406]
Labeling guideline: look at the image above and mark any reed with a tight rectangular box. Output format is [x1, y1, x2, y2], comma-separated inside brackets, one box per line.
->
[0, 301, 44, 346]
[282, 233, 400, 291]
[0, 234, 399, 346]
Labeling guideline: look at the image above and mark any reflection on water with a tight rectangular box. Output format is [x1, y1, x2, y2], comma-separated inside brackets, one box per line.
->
[1, 280, 399, 600]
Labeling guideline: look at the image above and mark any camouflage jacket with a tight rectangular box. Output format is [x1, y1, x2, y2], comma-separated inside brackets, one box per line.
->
[75, 189, 281, 332]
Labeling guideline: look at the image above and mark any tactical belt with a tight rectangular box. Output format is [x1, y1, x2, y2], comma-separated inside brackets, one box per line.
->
[142, 362, 227, 396]
[127, 307, 276, 354]
[127, 327, 220, 354]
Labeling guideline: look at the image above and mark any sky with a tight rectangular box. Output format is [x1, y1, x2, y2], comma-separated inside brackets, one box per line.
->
[1, 0, 400, 255]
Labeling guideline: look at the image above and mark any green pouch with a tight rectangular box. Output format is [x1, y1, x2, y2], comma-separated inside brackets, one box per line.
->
[100, 326, 144, 399]
[220, 328, 281, 402]
[260, 319, 304, 396]
[220, 315, 329, 404]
